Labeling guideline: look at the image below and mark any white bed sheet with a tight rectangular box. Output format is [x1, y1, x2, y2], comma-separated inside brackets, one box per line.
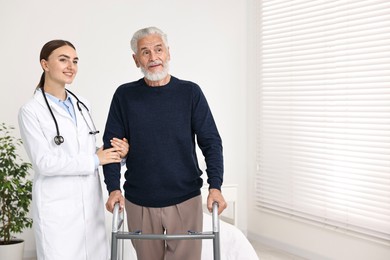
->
[113, 213, 259, 260]
[201, 213, 259, 260]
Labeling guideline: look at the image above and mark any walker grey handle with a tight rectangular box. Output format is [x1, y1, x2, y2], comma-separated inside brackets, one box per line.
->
[211, 201, 220, 260]
[111, 203, 123, 233]
[212, 201, 220, 233]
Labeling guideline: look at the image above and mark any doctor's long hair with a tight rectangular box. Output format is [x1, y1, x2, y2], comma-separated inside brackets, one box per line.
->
[36, 40, 76, 90]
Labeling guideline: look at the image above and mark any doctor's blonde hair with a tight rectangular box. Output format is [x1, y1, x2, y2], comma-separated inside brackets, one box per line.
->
[36, 40, 76, 90]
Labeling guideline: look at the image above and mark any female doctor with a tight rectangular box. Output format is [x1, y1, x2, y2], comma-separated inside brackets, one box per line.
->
[18, 40, 128, 260]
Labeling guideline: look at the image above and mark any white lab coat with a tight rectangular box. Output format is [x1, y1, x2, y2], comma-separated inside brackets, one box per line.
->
[18, 89, 109, 260]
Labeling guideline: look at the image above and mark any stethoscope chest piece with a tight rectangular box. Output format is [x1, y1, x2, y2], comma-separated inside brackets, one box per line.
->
[54, 135, 64, 145]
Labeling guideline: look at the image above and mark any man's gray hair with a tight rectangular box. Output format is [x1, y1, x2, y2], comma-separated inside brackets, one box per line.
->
[130, 27, 169, 54]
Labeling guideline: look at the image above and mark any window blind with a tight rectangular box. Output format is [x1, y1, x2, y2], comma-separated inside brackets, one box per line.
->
[255, 0, 390, 242]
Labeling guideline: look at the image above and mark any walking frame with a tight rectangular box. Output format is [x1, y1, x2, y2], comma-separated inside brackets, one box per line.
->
[111, 202, 221, 260]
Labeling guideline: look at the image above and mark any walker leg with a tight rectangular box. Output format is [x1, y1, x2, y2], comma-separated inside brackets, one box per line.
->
[213, 231, 221, 260]
[111, 233, 118, 260]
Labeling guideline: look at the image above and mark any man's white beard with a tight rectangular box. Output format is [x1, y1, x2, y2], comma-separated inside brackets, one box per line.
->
[141, 62, 170, 82]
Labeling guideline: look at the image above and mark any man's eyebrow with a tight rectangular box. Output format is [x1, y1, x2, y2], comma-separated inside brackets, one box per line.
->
[140, 44, 164, 51]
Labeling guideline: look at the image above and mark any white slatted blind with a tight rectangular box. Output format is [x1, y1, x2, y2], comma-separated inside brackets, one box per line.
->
[255, 0, 390, 242]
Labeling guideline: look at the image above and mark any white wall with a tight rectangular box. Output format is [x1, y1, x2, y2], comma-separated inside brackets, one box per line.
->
[0, 0, 248, 258]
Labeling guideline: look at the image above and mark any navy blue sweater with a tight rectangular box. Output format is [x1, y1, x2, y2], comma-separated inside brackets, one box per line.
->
[103, 76, 223, 207]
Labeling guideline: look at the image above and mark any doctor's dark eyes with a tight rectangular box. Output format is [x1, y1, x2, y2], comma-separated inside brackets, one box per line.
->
[59, 58, 78, 65]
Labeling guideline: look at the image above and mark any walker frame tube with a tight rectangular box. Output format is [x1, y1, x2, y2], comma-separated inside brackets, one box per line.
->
[111, 202, 220, 260]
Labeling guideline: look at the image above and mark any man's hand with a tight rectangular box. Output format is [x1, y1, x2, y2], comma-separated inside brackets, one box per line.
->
[106, 190, 125, 213]
[207, 188, 227, 215]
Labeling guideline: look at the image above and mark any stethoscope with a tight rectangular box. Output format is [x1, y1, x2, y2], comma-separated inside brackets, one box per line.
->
[40, 87, 99, 145]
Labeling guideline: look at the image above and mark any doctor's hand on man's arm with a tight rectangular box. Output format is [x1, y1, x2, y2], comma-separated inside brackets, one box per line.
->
[96, 138, 129, 165]
[110, 137, 129, 159]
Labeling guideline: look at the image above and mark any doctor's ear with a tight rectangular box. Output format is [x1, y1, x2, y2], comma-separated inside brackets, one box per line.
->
[40, 59, 49, 71]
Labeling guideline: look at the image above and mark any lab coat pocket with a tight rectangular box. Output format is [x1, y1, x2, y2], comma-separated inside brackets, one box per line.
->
[38, 119, 60, 145]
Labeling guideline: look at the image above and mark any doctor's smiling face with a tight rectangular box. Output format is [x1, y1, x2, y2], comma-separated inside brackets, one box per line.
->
[40, 45, 79, 87]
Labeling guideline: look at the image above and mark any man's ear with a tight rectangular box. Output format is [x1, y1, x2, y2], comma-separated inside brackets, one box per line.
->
[132, 54, 140, 68]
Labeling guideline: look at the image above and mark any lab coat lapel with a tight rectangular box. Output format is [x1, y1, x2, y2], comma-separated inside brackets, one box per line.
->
[33, 89, 74, 120]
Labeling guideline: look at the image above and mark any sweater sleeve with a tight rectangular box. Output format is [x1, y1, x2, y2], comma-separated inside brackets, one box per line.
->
[102, 90, 126, 193]
[191, 85, 224, 190]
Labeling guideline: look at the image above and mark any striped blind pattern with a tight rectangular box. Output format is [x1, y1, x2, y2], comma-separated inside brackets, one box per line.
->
[256, 0, 390, 242]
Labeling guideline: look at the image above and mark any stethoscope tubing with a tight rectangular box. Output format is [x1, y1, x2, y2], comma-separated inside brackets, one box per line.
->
[40, 87, 99, 145]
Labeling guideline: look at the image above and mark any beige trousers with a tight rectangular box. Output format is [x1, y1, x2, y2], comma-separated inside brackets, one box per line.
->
[125, 195, 203, 260]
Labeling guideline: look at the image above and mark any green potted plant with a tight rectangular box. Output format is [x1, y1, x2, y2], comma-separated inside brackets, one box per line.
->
[0, 123, 33, 260]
